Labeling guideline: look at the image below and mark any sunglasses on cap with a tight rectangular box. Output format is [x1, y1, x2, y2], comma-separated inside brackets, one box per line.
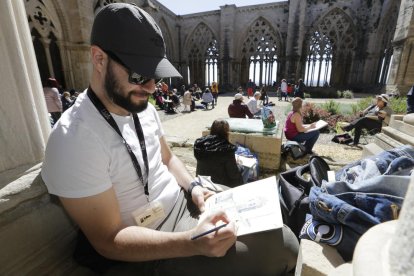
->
[103, 50, 162, 86]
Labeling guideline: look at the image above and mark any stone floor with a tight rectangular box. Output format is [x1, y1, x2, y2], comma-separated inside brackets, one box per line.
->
[158, 92, 369, 176]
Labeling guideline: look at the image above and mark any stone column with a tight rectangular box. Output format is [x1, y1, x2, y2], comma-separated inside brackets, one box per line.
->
[388, 0, 414, 93]
[220, 4, 236, 91]
[389, 114, 414, 274]
[0, 0, 50, 172]
[40, 37, 55, 78]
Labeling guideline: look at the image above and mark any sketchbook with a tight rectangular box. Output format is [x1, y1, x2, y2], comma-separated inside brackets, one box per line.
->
[200, 176, 283, 236]
[305, 119, 328, 132]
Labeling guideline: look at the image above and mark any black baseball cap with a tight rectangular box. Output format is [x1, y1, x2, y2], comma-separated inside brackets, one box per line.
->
[91, 3, 182, 79]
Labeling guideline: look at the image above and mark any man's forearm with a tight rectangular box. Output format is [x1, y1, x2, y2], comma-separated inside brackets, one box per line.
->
[165, 154, 194, 191]
[99, 226, 196, 261]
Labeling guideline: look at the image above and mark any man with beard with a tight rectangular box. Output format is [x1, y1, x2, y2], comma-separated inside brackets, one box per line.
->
[41, 3, 298, 275]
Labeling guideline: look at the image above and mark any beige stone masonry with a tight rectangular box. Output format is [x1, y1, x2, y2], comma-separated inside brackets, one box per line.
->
[363, 114, 414, 157]
[202, 127, 283, 171]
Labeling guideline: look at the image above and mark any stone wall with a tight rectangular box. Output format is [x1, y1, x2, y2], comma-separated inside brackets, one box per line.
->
[23, 0, 404, 91]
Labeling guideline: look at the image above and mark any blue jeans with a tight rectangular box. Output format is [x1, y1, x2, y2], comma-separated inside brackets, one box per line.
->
[291, 131, 320, 153]
[336, 145, 414, 183]
[322, 175, 410, 199]
[306, 186, 404, 261]
[310, 187, 404, 235]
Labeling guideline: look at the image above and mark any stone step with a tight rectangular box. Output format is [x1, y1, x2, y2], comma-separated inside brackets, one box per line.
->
[388, 120, 414, 137]
[382, 126, 414, 146]
[373, 132, 403, 150]
[362, 143, 385, 158]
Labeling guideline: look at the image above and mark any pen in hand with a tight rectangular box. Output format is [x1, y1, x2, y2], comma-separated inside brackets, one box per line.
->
[191, 223, 229, 240]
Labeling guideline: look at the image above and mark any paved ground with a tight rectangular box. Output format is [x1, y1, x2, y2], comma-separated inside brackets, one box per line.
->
[158, 92, 370, 174]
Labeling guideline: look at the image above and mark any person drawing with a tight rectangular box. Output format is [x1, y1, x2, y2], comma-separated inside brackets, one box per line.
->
[41, 3, 298, 275]
[284, 97, 320, 154]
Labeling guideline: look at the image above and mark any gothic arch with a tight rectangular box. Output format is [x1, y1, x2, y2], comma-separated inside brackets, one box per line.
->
[376, 5, 399, 85]
[158, 17, 174, 60]
[184, 22, 219, 87]
[238, 17, 281, 86]
[304, 8, 357, 86]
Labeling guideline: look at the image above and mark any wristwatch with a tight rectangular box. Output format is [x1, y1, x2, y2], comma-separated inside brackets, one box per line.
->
[187, 180, 202, 195]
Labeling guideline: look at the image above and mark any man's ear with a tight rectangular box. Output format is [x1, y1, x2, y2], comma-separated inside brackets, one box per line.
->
[91, 46, 106, 73]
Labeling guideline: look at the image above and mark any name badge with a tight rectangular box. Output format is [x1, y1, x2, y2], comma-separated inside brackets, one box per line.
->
[132, 201, 165, 227]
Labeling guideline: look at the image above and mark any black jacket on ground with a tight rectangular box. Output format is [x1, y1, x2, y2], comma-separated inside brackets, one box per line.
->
[194, 135, 243, 187]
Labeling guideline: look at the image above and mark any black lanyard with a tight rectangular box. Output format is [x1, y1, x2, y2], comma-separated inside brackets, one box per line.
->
[87, 88, 149, 199]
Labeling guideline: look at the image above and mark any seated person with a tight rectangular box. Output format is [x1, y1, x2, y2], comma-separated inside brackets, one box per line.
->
[200, 88, 214, 109]
[164, 90, 180, 113]
[42, 5, 299, 275]
[259, 86, 269, 105]
[246, 91, 262, 116]
[284, 97, 320, 154]
[193, 84, 202, 99]
[194, 119, 244, 187]
[228, 93, 253, 118]
[342, 94, 393, 146]
[153, 88, 164, 109]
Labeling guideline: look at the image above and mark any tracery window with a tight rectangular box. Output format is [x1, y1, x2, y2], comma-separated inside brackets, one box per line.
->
[205, 40, 219, 86]
[304, 32, 333, 87]
[26, 0, 65, 87]
[187, 23, 218, 86]
[305, 9, 355, 87]
[241, 19, 278, 86]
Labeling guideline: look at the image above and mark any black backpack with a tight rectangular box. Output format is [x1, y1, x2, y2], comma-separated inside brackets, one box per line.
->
[278, 156, 330, 237]
[282, 141, 307, 160]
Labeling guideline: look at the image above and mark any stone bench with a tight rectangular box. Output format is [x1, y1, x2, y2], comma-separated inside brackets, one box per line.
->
[0, 163, 93, 275]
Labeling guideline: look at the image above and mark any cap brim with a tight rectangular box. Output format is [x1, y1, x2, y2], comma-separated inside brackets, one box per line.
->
[117, 53, 182, 79]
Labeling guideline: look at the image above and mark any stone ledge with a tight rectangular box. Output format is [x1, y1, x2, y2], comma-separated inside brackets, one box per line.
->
[0, 163, 47, 226]
[373, 132, 403, 150]
[295, 239, 345, 276]
[382, 126, 414, 146]
[0, 163, 80, 275]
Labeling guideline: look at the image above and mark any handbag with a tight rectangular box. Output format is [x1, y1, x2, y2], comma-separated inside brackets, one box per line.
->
[331, 133, 353, 144]
[282, 141, 307, 160]
[278, 156, 330, 237]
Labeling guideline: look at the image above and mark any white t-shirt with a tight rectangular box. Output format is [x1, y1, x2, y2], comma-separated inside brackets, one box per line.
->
[246, 98, 260, 114]
[281, 82, 288, 93]
[41, 91, 180, 228]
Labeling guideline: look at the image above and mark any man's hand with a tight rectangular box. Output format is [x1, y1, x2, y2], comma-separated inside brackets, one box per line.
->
[189, 211, 237, 257]
[191, 186, 215, 212]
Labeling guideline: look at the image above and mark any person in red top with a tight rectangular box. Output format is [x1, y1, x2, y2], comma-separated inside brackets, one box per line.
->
[287, 83, 293, 101]
[284, 97, 319, 154]
[228, 93, 253, 118]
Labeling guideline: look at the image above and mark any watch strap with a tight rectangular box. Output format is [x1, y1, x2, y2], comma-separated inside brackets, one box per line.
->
[187, 180, 202, 195]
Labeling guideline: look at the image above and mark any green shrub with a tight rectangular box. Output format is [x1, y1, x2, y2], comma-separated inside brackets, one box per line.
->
[389, 96, 407, 114]
[342, 90, 354, 99]
[321, 100, 340, 115]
